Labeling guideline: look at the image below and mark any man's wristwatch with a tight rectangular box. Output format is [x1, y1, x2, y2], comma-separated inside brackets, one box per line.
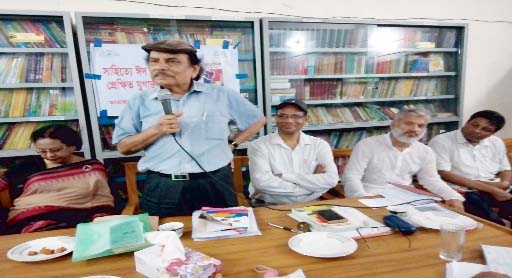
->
[230, 140, 239, 149]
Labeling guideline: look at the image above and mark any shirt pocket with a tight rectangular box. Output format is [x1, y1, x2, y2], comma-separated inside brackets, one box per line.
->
[205, 114, 230, 140]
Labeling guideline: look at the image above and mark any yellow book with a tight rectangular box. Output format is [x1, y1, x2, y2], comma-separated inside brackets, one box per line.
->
[41, 54, 53, 83]
[400, 79, 415, 97]
[19, 122, 37, 149]
[3, 124, 22, 149]
[8, 89, 28, 117]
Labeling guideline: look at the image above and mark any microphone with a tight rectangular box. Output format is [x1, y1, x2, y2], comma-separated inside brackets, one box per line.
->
[158, 93, 173, 115]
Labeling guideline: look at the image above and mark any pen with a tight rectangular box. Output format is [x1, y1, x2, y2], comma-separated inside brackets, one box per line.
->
[267, 222, 298, 233]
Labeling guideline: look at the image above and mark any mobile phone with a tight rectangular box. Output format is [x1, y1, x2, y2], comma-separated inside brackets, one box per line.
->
[314, 209, 348, 224]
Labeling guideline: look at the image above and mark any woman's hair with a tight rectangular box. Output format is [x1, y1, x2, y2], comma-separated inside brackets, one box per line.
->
[30, 125, 82, 149]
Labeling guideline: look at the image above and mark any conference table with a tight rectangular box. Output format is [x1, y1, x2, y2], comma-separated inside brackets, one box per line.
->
[1, 199, 511, 278]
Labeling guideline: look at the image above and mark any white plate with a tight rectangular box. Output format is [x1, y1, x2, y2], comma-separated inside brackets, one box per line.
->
[81, 276, 121, 278]
[7, 236, 75, 262]
[288, 232, 358, 258]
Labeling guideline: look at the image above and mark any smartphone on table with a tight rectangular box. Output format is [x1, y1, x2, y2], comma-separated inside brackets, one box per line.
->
[314, 209, 348, 224]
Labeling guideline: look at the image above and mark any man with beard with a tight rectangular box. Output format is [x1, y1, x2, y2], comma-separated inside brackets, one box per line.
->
[247, 98, 339, 205]
[342, 108, 464, 210]
[429, 110, 511, 225]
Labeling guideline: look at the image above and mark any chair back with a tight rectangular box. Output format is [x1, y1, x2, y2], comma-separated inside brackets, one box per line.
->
[0, 189, 11, 209]
[122, 158, 252, 214]
[0, 169, 11, 209]
[232, 156, 251, 206]
[503, 138, 512, 164]
[121, 162, 140, 215]
[321, 148, 352, 199]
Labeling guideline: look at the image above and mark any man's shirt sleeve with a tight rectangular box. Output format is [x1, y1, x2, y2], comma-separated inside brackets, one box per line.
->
[341, 140, 371, 197]
[248, 141, 312, 197]
[428, 135, 452, 171]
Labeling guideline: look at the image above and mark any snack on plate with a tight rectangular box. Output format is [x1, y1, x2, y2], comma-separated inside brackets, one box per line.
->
[39, 247, 54, 255]
[28, 246, 67, 256]
[55, 247, 67, 253]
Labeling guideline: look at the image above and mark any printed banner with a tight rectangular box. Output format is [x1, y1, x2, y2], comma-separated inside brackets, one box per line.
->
[90, 44, 240, 117]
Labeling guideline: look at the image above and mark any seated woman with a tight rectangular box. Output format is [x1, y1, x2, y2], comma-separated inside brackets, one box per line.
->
[0, 125, 114, 234]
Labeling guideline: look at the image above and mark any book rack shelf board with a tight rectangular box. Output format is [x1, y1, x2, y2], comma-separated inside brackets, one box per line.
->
[261, 18, 467, 148]
[75, 12, 263, 161]
[0, 10, 91, 165]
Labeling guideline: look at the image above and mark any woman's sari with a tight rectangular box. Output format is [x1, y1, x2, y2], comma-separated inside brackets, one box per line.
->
[1, 159, 114, 233]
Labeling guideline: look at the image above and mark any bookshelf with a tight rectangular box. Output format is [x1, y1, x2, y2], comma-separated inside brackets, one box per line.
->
[75, 12, 263, 161]
[0, 11, 91, 164]
[261, 19, 467, 149]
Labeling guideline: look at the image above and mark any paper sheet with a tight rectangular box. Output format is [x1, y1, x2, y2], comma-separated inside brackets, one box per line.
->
[482, 244, 512, 276]
[358, 184, 441, 208]
[445, 262, 489, 278]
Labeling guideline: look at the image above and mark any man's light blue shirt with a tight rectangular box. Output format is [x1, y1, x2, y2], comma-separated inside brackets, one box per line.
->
[112, 81, 263, 174]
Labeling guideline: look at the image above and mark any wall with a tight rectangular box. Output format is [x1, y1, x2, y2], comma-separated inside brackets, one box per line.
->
[3, 0, 512, 136]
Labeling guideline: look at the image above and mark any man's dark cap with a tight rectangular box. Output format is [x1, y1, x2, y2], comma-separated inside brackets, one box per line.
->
[142, 39, 197, 56]
[276, 98, 308, 114]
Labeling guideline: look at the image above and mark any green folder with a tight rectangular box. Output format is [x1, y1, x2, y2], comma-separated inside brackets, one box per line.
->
[72, 214, 152, 262]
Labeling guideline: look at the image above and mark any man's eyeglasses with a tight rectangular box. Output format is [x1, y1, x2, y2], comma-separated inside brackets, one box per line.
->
[35, 145, 67, 155]
[275, 113, 306, 120]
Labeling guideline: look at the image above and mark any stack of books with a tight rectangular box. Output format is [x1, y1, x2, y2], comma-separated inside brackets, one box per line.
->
[191, 206, 261, 241]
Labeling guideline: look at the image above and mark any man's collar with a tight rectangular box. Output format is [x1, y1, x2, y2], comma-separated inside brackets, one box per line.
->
[456, 129, 490, 146]
[271, 131, 311, 146]
[150, 81, 203, 100]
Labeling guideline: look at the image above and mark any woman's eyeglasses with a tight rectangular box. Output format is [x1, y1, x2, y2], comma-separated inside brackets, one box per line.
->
[35, 145, 67, 155]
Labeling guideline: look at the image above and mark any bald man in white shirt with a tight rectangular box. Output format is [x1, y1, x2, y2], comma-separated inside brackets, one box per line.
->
[342, 108, 464, 210]
[248, 99, 339, 205]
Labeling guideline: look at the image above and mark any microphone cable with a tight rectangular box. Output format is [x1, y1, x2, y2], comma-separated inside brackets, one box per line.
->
[169, 133, 246, 204]
[263, 198, 439, 211]
[158, 95, 244, 204]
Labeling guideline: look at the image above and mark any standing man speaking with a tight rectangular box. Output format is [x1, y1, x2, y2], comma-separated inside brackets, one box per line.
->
[113, 40, 266, 217]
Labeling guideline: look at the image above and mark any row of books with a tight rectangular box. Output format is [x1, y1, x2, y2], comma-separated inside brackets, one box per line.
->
[268, 27, 368, 48]
[0, 20, 67, 48]
[0, 54, 68, 83]
[84, 21, 254, 54]
[268, 26, 457, 49]
[342, 77, 450, 99]
[0, 88, 77, 118]
[271, 77, 450, 102]
[83, 18, 178, 45]
[310, 122, 454, 149]
[373, 27, 458, 48]
[312, 127, 388, 149]
[306, 102, 452, 125]
[0, 120, 78, 150]
[307, 105, 388, 125]
[372, 53, 446, 74]
[270, 52, 449, 76]
[270, 53, 366, 76]
[179, 28, 254, 54]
